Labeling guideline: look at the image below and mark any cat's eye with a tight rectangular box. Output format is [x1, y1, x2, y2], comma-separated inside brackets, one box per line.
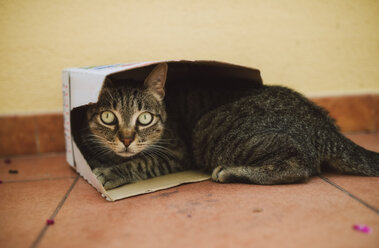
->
[137, 112, 153, 126]
[100, 111, 117, 125]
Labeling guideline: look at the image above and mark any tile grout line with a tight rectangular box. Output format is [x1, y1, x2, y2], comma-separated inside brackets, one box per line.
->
[0, 152, 66, 160]
[30, 175, 80, 248]
[2, 176, 77, 184]
[319, 175, 379, 215]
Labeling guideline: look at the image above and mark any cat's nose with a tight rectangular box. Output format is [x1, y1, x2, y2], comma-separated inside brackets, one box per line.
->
[122, 137, 134, 148]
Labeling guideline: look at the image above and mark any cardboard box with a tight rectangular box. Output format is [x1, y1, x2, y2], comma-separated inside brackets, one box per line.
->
[62, 60, 262, 201]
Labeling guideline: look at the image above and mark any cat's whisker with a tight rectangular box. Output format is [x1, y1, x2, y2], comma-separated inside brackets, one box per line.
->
[149, 144, 176, 155]
[141, 143, 173, 159]
[89, 147, 113, 159]
[145, 150, 169, 162]
[151, 148, 174, 158]
[146, 146, 175, 161]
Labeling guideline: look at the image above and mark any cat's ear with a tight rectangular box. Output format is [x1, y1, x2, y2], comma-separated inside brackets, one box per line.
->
[98, 78, 114, 102]
[144, 63, 168, 100]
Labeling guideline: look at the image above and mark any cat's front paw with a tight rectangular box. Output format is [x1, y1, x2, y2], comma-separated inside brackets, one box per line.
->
[211, 166, 228, 183]
[93, 167, 127, 190]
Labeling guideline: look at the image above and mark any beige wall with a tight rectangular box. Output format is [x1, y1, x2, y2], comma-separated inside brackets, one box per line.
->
[0, 0, 378, 114]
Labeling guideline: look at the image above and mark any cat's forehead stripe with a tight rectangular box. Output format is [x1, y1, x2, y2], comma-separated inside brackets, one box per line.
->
[128, 91, 135, 108]
[118, 87, 126, 108]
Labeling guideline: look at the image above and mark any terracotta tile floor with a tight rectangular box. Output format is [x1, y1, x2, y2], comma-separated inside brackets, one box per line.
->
[1, 133, 378, 248]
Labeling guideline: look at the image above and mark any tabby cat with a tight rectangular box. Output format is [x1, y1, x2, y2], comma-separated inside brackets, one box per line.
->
[72, 63, 379, 190]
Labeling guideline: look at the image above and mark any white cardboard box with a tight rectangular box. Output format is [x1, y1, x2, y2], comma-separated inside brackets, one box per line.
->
[62, 60, 262, 201]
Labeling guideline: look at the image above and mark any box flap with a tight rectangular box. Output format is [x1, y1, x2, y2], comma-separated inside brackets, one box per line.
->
[106, 171, 210, 201]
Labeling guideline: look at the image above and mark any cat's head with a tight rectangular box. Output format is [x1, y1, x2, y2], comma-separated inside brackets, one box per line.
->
[85, 63, 168, 158]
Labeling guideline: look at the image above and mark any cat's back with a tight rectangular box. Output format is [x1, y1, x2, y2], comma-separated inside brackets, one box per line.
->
[236, 85, 336, 128]
[192, 85, 339, 149]
[245, 85, 318, 111]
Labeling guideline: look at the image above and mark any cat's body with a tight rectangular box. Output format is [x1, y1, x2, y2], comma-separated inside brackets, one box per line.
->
[72, 63, 379, 189]
[193, 86, 379, 183]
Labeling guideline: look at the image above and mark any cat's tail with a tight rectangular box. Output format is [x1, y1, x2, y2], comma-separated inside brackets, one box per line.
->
[325, 132, 379, 176]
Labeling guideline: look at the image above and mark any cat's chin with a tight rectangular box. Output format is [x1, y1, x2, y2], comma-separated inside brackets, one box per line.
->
[116, 151, 136, 158]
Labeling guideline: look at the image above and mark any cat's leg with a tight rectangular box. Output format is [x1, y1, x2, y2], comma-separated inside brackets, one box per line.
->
[194, 122, 316, 184]
[211, 156, 312, 185]
[92, 157, 151, 190]
[93, 144, 190, 190]
[93, 165, 141, 190]
[209, 133, 315, 184]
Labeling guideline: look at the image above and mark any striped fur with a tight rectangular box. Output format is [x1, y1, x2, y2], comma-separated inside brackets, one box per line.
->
[73, 63, 379, 190]
[75, 64, 190, 189]
[192, 85, 379, 184]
